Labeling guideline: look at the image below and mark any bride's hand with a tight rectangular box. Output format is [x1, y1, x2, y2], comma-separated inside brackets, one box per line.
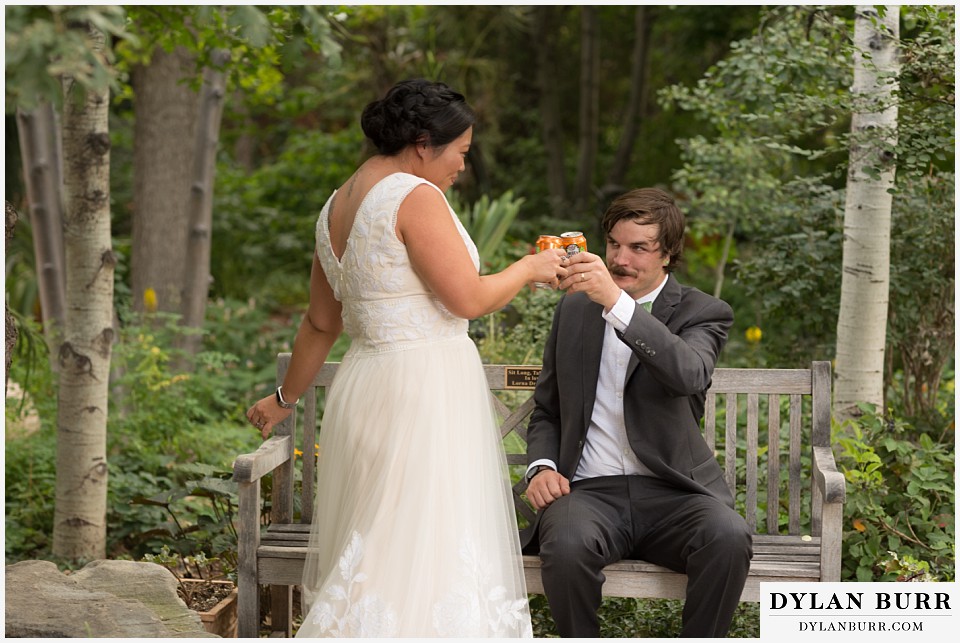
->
[246, 394, 293, 440]
[523, 249, 568, 288]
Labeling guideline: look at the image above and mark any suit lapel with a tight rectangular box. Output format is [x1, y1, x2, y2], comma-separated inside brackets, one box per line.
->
[652, 273, 681, 324]
[580, 298, 605, 431]
[625, 274, 681, 383]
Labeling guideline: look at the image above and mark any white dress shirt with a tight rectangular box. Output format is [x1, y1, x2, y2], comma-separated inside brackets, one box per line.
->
[528, 275, 668, 482]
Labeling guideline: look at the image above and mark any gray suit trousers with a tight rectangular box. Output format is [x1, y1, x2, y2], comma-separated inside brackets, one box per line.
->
[537, 475, 752, 638]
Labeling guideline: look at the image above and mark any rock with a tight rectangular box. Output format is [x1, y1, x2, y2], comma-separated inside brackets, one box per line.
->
[4, 559, 218, 638]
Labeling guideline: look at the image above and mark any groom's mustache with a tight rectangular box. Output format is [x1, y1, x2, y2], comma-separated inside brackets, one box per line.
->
[608, 265, 637, 278]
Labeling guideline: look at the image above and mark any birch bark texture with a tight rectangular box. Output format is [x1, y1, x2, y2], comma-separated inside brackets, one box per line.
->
[180, 49, 231, 357]
[53, 25, 114, 561]
[834, 6, 900, 418]
[15, 102, 66, 352]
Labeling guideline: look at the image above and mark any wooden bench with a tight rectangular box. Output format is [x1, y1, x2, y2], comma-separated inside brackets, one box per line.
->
[232, 357, 845, 637]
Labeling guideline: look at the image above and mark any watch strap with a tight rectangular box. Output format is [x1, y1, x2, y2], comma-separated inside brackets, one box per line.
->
[275, 386, 297, 409]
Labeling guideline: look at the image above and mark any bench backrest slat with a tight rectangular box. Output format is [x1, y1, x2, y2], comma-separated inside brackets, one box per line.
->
[789, 394, 804, 534]
[723, 392, 738, 496]
[301, 387, 318, 524]
[766, 395, 781, 532]
[745, 392, 759, 533]
[278, 358, 831, 537]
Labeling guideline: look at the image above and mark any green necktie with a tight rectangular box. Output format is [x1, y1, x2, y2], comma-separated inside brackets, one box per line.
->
[641, 301, 653, 313]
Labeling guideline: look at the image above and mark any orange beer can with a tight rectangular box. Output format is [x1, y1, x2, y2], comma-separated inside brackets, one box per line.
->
[534, 235, 563, 288]
[560, 231, 588, 256]
[536, 235, 563, 252]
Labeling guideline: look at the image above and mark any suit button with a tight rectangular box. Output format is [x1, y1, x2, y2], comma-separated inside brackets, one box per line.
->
[635, 340, 642, 346]
[649, 350, 656, 356]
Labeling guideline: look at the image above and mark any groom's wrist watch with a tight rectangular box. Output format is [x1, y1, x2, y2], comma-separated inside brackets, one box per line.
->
[527, 465, 553, 483]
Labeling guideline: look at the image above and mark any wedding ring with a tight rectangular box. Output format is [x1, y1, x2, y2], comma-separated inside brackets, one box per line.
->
[581, 273, 586, 282]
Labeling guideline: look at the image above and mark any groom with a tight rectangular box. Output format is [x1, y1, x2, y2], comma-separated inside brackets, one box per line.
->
[522, 187, 752, 637]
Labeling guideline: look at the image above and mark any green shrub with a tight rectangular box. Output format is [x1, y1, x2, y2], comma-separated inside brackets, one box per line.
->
[836, 400, 955, 582]
[4, 297, 295, 566]
[210, 128, 362, 305]
[529, 595, 759, 638]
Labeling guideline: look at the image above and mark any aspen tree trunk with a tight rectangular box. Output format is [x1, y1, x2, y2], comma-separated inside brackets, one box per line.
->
[533, 5, 568, 214]
[131, 46, 197, 313]
[53, 25, 114, 561]
[180, 49, 230, 358]
[16, 102, 66, 355]
[574, 6, 600, 213]
[605, 6, 654, 190]
[6, 202, 20, 383]
[834, 6, 900, 419]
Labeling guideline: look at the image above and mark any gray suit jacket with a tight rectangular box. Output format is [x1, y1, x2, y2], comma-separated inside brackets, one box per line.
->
[525, 274, 735, 542]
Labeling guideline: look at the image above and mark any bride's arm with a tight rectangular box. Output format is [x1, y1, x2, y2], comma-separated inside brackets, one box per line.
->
[399, 185, 567, 319]
[247, 252, 342, 437]
[279, 252, 343, 400]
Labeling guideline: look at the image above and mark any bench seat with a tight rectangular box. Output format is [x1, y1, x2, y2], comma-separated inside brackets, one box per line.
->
[233, 359, 845, 637]
[255, 524, 823, 601]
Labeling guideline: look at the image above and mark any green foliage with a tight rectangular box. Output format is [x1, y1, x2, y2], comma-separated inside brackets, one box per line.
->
[4, 425, 57, 561]
[142, 544, 221, 582]
[5, 298, 291, 567]
[115, 5, 342, 92]
[130, 464, 239, 578]
[879, 551, 938, 583]
[663, 4, 956, 386]
[885, 174, 955, 418]
[211, 127, 363, 304]
[5, 5, 134, 112]
[836, 400, 955, 582]
[529, 595, 759, 638]
[448, 190, 525, 273]
[4, 214, 42, 320]
[4, 317, 59, 561]
[728, 180, 844, 366]
[893, 6, 956, 177]
[473, 286, 563, 366]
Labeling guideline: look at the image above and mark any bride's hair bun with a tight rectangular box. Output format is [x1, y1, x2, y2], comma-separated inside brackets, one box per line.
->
[361, 79, 475, 156]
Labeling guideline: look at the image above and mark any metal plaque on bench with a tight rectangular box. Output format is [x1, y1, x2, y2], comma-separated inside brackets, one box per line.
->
[504, 366, 541, 390]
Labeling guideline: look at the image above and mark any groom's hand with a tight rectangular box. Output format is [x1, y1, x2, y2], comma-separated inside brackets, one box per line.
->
[558, 252, 621, 311]
[525, 469, 571, 510]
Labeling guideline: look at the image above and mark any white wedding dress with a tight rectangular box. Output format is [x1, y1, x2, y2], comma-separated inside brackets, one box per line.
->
[296, 172, 533, 638]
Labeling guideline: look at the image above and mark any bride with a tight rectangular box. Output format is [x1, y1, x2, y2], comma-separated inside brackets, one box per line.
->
[246, 78, 567, 637]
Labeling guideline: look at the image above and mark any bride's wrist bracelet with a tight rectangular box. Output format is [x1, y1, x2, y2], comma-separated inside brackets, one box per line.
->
[275, 386, 298, 409]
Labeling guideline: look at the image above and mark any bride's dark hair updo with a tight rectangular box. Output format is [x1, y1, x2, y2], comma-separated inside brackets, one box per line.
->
[360, 79, 476, 156]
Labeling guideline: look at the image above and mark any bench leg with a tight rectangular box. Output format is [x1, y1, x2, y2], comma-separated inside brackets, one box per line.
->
[270, 585, 294, 636]
[237, 481, 261, 638]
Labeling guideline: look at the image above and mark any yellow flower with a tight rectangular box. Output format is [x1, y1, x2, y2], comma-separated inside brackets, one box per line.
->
[143, 288, 158, 313]
[745, 326, 762, 344]
[852, 518, 867, 533]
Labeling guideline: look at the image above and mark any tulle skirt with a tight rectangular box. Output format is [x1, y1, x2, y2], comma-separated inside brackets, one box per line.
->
[297, 335, 532, 638]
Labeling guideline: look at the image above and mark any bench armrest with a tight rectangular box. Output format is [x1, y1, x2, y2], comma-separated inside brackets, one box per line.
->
[232, 435, 292, 484]
[811, 445, 846, 504]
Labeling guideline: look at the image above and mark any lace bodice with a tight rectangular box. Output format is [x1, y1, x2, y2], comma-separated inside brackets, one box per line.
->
[315, 173, 478, 354]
